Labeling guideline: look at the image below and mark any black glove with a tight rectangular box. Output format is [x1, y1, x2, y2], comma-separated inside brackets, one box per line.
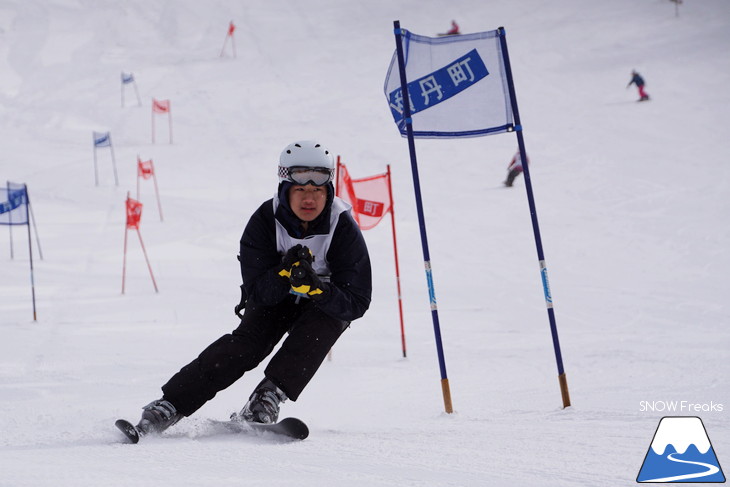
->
[278, 245, 313, 278]
[289, 259, 326, 299]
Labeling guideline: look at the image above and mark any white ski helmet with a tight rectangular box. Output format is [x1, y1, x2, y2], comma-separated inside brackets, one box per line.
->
[278, 140, 335, 186]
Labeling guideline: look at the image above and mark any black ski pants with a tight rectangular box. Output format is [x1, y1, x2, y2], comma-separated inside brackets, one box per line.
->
[161, 298, 348, 417]
[505, 168, 523, 187]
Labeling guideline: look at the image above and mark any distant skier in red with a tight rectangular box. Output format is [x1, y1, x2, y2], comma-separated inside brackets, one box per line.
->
[439, 20, 460, 36]
[627, 70, 650, 101]
[504, 150, 529, 188]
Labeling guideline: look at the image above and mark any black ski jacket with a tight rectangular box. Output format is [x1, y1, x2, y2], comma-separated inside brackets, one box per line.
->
[628, 73, 645, 87]
[239, 184, 371, 323]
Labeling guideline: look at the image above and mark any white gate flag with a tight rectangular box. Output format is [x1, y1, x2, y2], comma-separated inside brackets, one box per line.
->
[384, 29, 513, 138]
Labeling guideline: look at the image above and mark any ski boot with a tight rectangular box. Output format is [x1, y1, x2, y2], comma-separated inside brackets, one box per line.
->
[137, 398, 183, 435]
[232, 378, 287, 424]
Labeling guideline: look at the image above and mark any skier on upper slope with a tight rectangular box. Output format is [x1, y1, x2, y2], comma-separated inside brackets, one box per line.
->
[438, 20, 460, 36]
[122, 140, 372, 437]
[503, 150, 529, 188]
[627, 70, 650, 101]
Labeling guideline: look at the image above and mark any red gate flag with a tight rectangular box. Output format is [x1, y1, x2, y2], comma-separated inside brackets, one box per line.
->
[221, 20, 237, 58]
[137, 158, 154, 179]
[126, 196, 143, 229]
[122, 192, 158, 293]
[151, 98, 173, 143]
[152, 98, 170, 113]
[336, 163, 392, 230]
[336, 158, 407, 358]
[136, 156, 164, 221]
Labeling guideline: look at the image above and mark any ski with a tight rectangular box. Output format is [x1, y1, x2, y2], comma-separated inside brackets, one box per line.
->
[115, 419, 141, 444]
[115, 416, 308, 443]
[210, 417, 309, 440]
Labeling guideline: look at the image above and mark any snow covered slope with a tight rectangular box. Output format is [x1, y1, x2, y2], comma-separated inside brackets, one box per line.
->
[1, 1, 728, 485]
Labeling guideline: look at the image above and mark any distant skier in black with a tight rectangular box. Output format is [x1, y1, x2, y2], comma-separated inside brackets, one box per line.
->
[504, 150, 529, 187]
[123, 140, 372, 437]
[627, 70, 650, 101]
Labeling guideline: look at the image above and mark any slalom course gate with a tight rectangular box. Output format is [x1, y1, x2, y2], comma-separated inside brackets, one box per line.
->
[1, 181, 42, 321]
[386, 23, 570, 412]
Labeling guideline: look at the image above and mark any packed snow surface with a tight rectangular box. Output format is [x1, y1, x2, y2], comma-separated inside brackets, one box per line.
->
[1, 0, 728, 486]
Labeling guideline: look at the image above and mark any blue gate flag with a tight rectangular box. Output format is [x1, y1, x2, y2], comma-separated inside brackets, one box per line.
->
[0, 182, 29, 225]
[391, 48, 489, 121]
[384, 29, 513, 138]
[93, 131, 111, 147]
[121, 72, 135, 84]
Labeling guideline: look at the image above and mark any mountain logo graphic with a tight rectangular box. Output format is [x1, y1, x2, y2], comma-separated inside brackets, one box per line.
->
[637, 416, 725, 483]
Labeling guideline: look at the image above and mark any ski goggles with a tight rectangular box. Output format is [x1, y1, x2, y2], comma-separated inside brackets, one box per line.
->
[279, 166, 334, 186]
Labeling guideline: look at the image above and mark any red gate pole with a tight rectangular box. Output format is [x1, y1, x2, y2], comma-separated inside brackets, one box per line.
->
[387, 165, 406, 358]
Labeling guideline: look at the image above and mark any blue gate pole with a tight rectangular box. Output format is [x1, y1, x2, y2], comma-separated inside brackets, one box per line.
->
[498, 27, 570, 408]
[23, 184, 37, 322]
[392, 20, 453, 413]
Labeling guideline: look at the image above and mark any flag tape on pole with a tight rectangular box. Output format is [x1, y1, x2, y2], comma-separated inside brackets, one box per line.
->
[539, 260, 553, 308]
[424, 260, 437, 310]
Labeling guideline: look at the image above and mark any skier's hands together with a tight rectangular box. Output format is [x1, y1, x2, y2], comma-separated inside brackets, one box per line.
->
[289, 259, 326, 299]
[277, 245, 325, 298]
[279, 244, 313, 276]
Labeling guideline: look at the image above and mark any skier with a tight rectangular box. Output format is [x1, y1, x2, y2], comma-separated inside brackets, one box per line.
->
[504, 150, 529, 187]
[126, 140, 372, 436]
[627, 70, 650, 101]
[438, 20, 460, 36]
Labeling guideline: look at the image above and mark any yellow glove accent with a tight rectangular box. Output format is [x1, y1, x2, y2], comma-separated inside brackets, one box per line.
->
[290, 283, 323, 296]
[287, 261, 323, 297]
[291, 283, 311, 294]
[280, 261, 304, 279]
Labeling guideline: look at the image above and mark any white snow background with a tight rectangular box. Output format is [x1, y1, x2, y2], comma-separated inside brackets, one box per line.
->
[1, 0, 729, 485]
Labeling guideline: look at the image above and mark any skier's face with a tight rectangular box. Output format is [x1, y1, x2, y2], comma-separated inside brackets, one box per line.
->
[289, 184, 326, 222]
